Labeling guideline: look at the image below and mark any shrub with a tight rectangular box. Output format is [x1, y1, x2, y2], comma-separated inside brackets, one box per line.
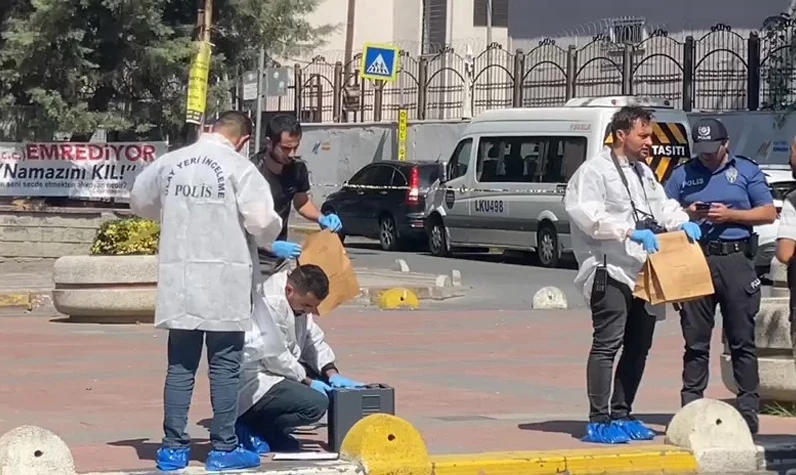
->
[90, 218, 160, 255]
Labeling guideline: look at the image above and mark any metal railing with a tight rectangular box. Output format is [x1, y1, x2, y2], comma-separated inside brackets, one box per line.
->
[277, 22, 796, 123]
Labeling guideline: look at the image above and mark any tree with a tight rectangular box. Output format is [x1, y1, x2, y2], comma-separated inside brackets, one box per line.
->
[0, 0, 335, 142]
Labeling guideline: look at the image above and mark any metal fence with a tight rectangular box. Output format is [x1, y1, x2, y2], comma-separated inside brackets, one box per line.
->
[275, 21, 796, 123]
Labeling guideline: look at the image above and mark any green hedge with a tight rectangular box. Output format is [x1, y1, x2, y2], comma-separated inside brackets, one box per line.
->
[90, 218, 160, 255]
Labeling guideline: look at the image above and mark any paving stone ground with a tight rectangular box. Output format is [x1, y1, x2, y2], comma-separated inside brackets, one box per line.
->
[1, 309, 795, 473]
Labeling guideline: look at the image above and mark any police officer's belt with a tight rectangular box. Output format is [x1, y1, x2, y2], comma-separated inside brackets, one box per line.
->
[701, 239, 749, 256]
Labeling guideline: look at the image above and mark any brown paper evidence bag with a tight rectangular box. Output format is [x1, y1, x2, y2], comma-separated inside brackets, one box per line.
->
[297, 229, 361, 316]
[633, 230, 714, 305]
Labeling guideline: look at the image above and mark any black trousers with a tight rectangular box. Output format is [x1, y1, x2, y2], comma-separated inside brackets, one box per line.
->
[679, 251, 761, 425]
[587, 275, 657, 423]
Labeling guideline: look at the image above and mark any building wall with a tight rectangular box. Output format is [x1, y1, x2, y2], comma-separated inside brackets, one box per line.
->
[303, 0, 509, 60]
[507, 0, 791, 45]
[502, 0, 795, 112]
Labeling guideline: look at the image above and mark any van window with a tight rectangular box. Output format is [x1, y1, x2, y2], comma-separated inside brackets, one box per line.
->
[475, 136, 588, 184]
[448, 138, 473, 180]
[603, 121, 690, 182]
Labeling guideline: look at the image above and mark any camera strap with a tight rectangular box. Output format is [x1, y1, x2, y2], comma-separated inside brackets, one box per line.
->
[609, 150, 652, 223]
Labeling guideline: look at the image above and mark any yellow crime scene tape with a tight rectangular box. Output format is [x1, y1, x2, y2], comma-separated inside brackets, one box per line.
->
[304, 122, 691, 196]
[306, 182, 567, 195]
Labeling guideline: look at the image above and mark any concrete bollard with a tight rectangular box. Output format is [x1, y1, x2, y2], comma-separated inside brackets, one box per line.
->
[665, 399, 757, 473]
[0, 426, 76, 475]
[451, 270, 462, 287]
[531, 286, 568, 310]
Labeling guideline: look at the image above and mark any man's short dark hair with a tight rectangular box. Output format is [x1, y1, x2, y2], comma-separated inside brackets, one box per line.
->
[213, 110, 253, 138]
[265, 114, 302, 145]
[609, 105, 654, 139]
[288, 264, 330, 301]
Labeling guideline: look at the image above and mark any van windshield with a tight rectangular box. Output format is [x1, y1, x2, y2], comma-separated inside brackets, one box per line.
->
[603, 121, 690, 183]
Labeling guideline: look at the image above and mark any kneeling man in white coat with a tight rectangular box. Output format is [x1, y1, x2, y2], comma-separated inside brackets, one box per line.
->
[236, 264, 364, 453]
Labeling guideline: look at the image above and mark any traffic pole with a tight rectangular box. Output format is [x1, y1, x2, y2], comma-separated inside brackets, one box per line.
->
[181, 0, 214, 146]
[254, 46, 265, 153]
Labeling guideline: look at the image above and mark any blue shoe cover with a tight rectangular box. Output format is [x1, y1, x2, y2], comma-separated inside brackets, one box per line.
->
[581, 422, 630, 444]
[235, 422, 271, 455]
[265, 432, 301, 453]
[156, 446, 190, 472]
[613, 419, 656, 441]
[205, 446, 260, 472]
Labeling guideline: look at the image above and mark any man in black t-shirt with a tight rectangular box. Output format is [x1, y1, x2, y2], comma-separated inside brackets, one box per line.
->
[252, 115, 342, 274]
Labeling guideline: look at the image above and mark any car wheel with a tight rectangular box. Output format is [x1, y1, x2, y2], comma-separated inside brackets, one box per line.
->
[321, 206, 346, 245]
[428, 215, 450, 257]
[379, 215, 400, 251]
[537, 224, 560, 268]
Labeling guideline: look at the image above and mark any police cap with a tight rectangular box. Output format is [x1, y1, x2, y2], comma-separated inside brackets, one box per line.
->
[692, 118, 729, 155]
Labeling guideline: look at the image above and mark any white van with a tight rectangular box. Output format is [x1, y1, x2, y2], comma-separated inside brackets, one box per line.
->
[424, 96, 693, 267]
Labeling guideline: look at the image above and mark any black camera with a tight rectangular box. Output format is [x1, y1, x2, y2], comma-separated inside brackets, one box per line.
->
[637, 218, 666, 235]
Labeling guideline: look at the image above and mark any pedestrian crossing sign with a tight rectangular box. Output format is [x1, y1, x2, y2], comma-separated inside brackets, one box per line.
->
[360, 44, 400, 82]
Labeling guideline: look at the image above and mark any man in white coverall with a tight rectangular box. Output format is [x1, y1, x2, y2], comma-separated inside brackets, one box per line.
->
[130, 111, 283, 472]
[564, 105, 700, 444]
[235, 264, 364, 453]
[775, 135, 796, 333]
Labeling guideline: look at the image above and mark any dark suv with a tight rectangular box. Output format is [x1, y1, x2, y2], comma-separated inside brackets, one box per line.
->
[321, 161, 442, 251]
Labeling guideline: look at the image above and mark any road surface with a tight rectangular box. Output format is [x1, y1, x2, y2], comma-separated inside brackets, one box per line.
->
[339, 237, 776, 311]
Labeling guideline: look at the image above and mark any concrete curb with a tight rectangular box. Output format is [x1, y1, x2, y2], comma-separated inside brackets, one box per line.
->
[428, 446, 698, 474]
[0, 291, 51, 311]
[0, 421, 703, 475]
[80, 461, 363, 475]
[337, 414, 699, 475]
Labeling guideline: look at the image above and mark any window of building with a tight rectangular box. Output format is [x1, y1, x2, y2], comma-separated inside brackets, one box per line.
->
[422, 0, 447, 54]
[473, 0, 509, 28]
[475, 136, 588, 184]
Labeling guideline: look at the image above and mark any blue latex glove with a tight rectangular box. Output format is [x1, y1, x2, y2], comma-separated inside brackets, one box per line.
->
[629, 229, 660, 254]
[309, 379, 332, 396]
[319, 213, 343, 232]
[679, 222, 702, 242]
[329, 374, 365, 389]
[271, 241, 302, 259]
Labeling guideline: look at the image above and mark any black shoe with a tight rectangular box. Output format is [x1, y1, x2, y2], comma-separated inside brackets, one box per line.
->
[742, 413, 759, 435]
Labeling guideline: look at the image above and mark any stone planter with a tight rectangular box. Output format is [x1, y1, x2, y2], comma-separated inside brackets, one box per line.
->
[52, 255, 157, 324]
[720, 296, 796, 402]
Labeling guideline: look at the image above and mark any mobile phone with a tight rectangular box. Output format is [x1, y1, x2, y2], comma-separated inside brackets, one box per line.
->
[695, 203, 711, 211]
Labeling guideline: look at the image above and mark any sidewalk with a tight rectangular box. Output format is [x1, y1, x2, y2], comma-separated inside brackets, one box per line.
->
[0, 308, 794, 472]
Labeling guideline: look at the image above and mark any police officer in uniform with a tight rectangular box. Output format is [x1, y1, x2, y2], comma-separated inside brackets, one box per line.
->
[664, 118, 777, 434]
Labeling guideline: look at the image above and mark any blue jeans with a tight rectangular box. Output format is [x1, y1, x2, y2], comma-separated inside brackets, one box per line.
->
[162, 329, 244, 452]
[237, 379, 328, 438]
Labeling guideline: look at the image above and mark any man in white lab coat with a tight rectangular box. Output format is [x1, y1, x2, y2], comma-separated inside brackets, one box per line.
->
[564, 105, 699, 444]
[775, 135, 796, 331]
[236, 264, 364, 453]
[130, 111, 283, 472]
